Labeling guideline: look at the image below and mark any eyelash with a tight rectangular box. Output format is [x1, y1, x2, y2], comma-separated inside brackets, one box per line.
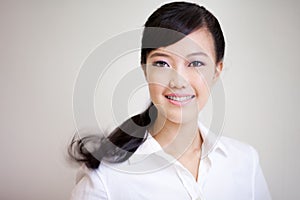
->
[152, 61, 169, 67]
[188, 61, 204, 67]
[152, 60, 204, 68]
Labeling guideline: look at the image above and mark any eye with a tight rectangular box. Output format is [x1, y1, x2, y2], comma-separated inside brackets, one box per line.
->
[152, 61, 170, 68]
[188, 61, 204, 67]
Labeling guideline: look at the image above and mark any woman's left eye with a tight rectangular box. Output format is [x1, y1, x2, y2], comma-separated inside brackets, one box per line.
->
[188, 61, 204, 67]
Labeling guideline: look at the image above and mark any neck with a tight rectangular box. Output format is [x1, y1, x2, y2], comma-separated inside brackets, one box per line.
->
[149, 113, 202, 158]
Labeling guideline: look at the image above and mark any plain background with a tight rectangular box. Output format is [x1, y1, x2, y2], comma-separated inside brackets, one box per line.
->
[0, 0, 299, 199]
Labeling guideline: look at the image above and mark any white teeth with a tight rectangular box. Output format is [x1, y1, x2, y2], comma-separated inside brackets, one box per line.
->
[166, 95, 194, 101]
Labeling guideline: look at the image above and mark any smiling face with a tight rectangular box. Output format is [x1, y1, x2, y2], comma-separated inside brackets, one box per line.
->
[143, 28, 223, 124]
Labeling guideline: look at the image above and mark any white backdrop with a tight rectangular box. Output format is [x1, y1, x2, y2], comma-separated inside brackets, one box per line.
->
[0, 0, 299, 199]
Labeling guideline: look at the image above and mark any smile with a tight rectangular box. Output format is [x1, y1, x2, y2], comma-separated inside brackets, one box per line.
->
[165, 94, 195, 107]
[165, 95, 195, 101]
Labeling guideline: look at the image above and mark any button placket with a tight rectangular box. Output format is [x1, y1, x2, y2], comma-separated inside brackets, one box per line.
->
[198, 156, 211, 189]
[173, 161, 206, 200]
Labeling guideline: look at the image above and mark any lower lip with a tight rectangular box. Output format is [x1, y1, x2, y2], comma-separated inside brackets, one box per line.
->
[166, 97, 194, 106]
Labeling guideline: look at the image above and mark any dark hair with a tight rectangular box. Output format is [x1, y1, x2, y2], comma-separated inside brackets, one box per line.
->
[141, 2, 225, 64]
[69, 103, 157, 169]
[68, 1, 225, 169]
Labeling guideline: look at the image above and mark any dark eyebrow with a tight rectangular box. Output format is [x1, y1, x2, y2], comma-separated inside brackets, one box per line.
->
[149, 51, 209, 59]
[149, 52, 171, 58]
[187, 52, 208, 57]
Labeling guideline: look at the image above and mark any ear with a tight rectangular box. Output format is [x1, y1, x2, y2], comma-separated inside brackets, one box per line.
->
[212, 61, 223, 83]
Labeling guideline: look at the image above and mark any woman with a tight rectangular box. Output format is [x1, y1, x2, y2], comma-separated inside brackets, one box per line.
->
[69, 2, 272, 199]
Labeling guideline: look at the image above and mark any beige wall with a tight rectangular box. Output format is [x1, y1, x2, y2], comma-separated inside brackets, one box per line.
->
[0, 0, 299, 199]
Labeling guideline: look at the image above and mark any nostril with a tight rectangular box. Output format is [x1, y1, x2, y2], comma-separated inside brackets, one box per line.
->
[169, 79, 187, 89]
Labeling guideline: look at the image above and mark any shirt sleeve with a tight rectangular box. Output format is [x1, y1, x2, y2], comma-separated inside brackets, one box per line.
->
[70, 165, 108, 200]
[250, 147, 272, 200]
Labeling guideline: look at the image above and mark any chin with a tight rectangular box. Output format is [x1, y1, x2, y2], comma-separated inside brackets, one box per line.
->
[165, 107, 199, 124]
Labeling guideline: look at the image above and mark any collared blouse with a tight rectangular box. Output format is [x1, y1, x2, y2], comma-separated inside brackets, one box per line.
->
[70, 122, 272, 200]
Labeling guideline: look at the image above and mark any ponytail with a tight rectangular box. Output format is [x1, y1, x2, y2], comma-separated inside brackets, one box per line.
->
[68, 103, 157, 169]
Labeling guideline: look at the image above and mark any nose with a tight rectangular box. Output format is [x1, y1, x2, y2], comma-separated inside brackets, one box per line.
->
[169, 70, 188, 89]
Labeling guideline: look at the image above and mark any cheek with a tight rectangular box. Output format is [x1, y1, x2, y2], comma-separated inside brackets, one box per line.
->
[146, 67, 171, 86]
[192, 78, 209, 99]
[190, 71, 214, 107]
[148, 83, 164, 102]
[146, 68, 171, 103]
[192, 68, 215, 91]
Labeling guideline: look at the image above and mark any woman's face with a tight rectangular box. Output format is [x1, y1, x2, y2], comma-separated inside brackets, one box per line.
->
[144, 28, 223, 124]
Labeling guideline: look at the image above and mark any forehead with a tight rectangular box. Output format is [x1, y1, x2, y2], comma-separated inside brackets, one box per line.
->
[149, 28, 215, 62]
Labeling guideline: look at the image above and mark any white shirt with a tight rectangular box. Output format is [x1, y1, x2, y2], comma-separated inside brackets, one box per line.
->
[70, 122, 272, 200]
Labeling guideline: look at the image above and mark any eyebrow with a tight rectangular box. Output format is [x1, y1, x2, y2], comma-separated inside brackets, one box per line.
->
[187, 52, 209, 57]
[149, 51, 208, 59]
[149, 52, 171, 58]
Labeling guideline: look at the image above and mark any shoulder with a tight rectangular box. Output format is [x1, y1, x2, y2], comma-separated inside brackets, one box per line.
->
[220, 136, 258, 156]
[212, 136, 261, 184]
[218, 137, 272, 199]
[217, 136, 259, 166]
[70, 165, 109, 200]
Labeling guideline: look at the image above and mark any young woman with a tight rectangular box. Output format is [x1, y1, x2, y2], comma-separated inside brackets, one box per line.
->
[69, 2, 272, 199]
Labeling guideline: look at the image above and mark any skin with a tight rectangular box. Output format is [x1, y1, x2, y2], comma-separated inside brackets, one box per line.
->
[143, 28, 223, 180]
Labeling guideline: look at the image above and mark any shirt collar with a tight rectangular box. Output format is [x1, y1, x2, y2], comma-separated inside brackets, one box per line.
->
[129, 120, 228, 165]
[197, 121, 228, 158]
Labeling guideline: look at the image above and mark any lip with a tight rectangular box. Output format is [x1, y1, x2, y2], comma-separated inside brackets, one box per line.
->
[165, 93, 195, 106]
